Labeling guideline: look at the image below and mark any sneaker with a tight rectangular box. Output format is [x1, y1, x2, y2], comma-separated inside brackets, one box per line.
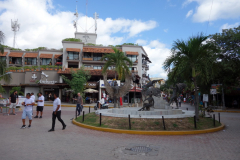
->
[34, 116, 38, 118]
[62, 125, 66, 130]
[21, 125, 26, 129]
[28, 125, 31, 128]
[48, 129, 54, 132]
[12, 113, 16, 115]
[39, 116, 42, 118]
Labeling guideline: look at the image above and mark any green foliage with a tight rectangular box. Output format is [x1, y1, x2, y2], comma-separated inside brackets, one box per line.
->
[10, 86, 24, 95]
[62, 38, 82, 42]
[10, 48, 22, 51]
[62, 67, 91, 94]
[101, 47, 133, 81]
[25, 47, 46, 51]
[32, 66, 38, 70]
[24, 66, 31, 70]
[122, 43, 138, 46]
[40, 65, 47, 69]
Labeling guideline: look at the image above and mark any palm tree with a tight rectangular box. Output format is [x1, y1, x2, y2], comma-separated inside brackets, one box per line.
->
[101, 47, 133, 81]
[163, 33, 218, 120]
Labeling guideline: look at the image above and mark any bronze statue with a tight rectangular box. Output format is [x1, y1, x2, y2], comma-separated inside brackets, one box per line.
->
[168, 83, 186, 108]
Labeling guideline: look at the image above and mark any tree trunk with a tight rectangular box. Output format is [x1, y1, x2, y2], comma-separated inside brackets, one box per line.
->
[114, 97, 117, 108]
[193, 78, 199, 120]
[222, 85, 226, 110]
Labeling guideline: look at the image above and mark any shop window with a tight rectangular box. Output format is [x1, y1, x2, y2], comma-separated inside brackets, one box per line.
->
[84, 53, 91, 58]
[127, 55, 137, 62]
[93, 53, 102, 61]
[93, 66, 102, 69]
[41, 58, 52, 65]
[67, 51, 79, 60]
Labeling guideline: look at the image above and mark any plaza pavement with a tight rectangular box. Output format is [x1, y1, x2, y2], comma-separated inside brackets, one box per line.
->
[0, 103, 239, 160]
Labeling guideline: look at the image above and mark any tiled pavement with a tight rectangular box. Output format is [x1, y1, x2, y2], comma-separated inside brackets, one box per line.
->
[0, 103, 239, 160]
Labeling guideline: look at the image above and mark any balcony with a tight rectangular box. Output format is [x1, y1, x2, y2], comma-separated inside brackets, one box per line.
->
[9, 58, 23, 66]
[142, 60, 147, 66]
[145, 65, 149, 71]
[67, 57, 79, 62]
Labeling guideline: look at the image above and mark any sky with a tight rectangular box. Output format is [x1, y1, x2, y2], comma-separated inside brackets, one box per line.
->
[0, 0, 240, 79]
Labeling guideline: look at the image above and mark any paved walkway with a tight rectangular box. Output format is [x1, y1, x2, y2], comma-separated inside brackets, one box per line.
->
[0, 103, 239, 160]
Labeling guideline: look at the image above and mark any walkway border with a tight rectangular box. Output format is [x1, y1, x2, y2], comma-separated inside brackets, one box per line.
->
[72, 119, 225, 135]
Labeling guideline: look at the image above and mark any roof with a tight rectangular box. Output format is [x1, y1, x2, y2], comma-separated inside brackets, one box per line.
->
[58, 69, 116, 76]
[66, 48, 81, 52]
[24, 53, 38, 58]
[8, 52, 24, 57]
[40, 54, 53, 58]
[54, 54, 62, 59]
[0, 52, 8, 56]
[83, 47, 115, 53]
[126, 51, 139, 56]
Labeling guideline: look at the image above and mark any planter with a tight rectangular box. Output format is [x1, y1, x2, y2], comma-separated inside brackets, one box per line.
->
[54, 69, 57, 71]
[25, 62, 27, 65]
[26, 69, 30, 71]
[9, 61, 12, 64]
[46, 68, 49, 70]
[41, 68, 45, 70]
[31, 69, 34, 71]
[58, 69, 62, 71]
[50, 68, 53, 70]
[36, 69, 40, 71]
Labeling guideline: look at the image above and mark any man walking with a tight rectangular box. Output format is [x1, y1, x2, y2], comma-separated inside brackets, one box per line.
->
[34, 92, 44, 118]
[21, 93, 35, 128]
[8, 91, 19, 115]
[30, 93, 35, 116]
[73, 93, 83, 116]
[48, 93, 66, 132]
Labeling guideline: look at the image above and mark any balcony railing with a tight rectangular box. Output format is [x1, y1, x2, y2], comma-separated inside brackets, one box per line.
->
[9, 61, 22, 65]
[67, 57, 79, 60]
[83, 58, 93, 61]
[84, 67, 94, 70]
[145, 65, 149, 70]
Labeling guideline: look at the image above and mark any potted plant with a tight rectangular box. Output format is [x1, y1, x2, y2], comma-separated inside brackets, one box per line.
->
[24, 66, 31, 71]
[67, 56, 69, 60]
[40, 65, 46, 70]
[16, 67, 22, 72]
[25, 59, 27, 65]
[58, 66, 62, 71]
[54, 65, 58, 71]
[32, 66, 38, 71]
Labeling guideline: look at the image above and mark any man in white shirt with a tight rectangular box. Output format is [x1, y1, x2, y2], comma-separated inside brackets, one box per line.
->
[21, 93, 35, 129]
[48, 93, 66, 132]
[30, 93, 35, 101]
[98, 97, 105, 109]
[34, 92, 44, 118]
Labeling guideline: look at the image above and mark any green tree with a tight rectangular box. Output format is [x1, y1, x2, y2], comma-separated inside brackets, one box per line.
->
[163, 33, 218, 120]
[10, 87, 24, 95]
[101, 47, 133, 81]
[61, 67, 91, 94]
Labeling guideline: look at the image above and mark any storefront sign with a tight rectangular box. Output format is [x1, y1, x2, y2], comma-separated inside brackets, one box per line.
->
[39, 71, 58, 84]
[85, 82, 97, 88]
[30, 72, 37, 82]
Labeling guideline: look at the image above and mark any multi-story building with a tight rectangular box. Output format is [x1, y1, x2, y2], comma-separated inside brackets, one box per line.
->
[0, 32, 151, 103]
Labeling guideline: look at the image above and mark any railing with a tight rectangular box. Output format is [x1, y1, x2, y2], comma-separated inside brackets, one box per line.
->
[145, 65, 149, 70]
[142, 60, 147, 65]
[84, 67, 94, 70]
[82, 58, 93, 61]
[67, 57, 79, 60]
[9, 61, 22, 65]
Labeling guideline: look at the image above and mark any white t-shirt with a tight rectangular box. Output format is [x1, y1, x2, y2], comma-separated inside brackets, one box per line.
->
[37, 95, 44, 106]
[99, 98, 105, 105]
[24, 98, 34, 111]
[53, 98, 61, 111]
[31, 95, 35, 101]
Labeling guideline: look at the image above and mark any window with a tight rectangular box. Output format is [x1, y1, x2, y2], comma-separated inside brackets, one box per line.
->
[84, 65, 91, 69]
[127, 55, 137, 62]
[0, 57, 6, 61]
[42, 58, 51, 65]
[93, 53, 102, 61]
[68, 51, 79, 60]
[84, 53, 91, 58]
[93, 66, 102, 69]
[10, 57, 22, 65]
[25, 58, 37, 65]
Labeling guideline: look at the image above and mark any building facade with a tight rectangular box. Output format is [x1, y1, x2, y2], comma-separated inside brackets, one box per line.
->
[0, 32, 151, 102]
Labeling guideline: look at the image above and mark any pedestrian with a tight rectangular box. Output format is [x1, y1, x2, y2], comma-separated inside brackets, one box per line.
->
[30, 93, 35, 116]
[184, 97, 186, 103]
[98, 97, 105, 109]
[0, 93, 4, 113]
[21, 93, 35, 129]
[73, 92, 83, 116]
[178, 97, 182, 107]
[48, 93, 66, 132]
[34, 92, 44, 118]
[8, 90, 19, 115]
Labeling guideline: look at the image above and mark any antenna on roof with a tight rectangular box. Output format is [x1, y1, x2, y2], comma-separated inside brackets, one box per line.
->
[73, 1, 78, 32]
[94, 12, 99, 33]
[11, 19, 20, 48]
[85, 0, 88, 32]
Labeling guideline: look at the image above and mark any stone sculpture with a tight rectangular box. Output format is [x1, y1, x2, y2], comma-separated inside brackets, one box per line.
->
[103, 73, 132, 108]
[168, 83, 186, 108]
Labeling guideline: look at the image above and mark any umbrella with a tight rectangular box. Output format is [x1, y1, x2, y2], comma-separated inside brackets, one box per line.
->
[84, 88, 99, 93]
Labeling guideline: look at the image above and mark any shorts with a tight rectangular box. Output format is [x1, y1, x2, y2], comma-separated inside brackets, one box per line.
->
[37, 106, 44, 112]
[22, 110, 32, 120]
[9, 103, 17, 109]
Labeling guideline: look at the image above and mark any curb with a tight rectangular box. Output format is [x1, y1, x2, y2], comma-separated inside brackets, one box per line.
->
[213, 110, 240, 113]
[72, 119, 225, 135]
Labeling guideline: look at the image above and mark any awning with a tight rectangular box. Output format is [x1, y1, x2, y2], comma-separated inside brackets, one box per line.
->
[126, 51, 139, 56]
[8, 52, 24, 57]
[83, 47, 115, 53]
[24, 53, 38, 58]
[129, 87, 142, 92]
[54, 54, 62, 59]
[40, 54, 53, 58]
[66, 48, 81, 52]
[0, 52, 8, 56]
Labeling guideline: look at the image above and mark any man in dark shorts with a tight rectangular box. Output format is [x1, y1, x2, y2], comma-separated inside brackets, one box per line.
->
[8, 91, 18, 115]
[73, 93, 83, 116]
[34, 92, 44, 118]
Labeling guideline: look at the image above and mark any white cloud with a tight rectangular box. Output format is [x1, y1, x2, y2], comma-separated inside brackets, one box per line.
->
[142, 40, 171, 79]
[183, 0, 240, 22]
[164, 29, 168, 33]
[220, 22, 240, 31]
[186, 10, 193, 18]
[135, 39, 147, 45]
[0, 0, 157, 48]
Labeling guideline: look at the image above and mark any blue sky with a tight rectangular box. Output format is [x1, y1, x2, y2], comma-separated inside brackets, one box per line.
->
[0, 0, 240, 78]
